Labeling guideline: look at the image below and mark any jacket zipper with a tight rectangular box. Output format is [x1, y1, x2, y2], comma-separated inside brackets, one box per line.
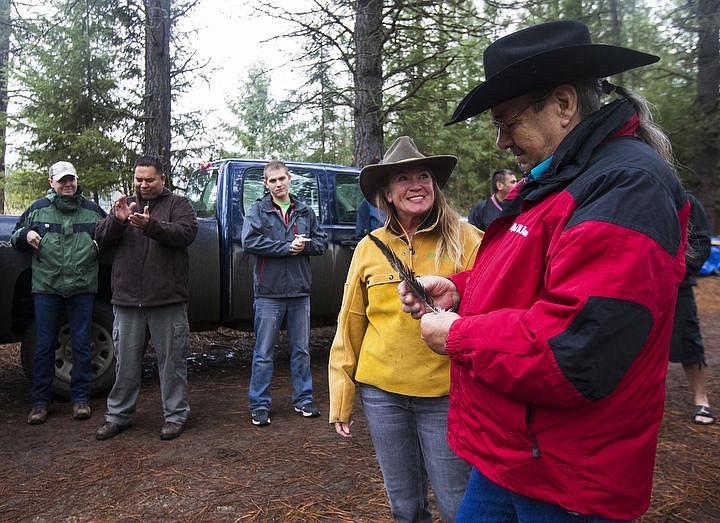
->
[526, 404, 541, 458]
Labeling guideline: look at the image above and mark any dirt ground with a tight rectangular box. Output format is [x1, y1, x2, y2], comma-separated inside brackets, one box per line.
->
[0, 277, 719, 523]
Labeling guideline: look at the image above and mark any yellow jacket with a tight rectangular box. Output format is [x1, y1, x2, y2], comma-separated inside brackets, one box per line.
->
[328, 219, 482, 423]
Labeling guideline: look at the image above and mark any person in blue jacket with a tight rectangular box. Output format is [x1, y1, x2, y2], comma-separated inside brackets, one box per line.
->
[355, 197, 386, 238]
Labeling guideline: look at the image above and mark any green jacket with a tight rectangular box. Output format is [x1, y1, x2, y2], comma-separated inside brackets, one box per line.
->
[11, 188, 107, 296]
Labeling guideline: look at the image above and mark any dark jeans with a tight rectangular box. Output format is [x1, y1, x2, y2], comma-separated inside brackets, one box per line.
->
[32, 293, 94, 405]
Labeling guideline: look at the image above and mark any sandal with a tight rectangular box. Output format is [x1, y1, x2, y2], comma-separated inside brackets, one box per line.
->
[692, 405, 716, 425]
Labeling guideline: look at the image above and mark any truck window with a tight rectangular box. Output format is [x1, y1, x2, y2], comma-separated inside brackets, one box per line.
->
[242, 166, 321, 218]
[335, 171, 363, 224]
[186, 167, 218, 218]
[242, 167, 266, 213]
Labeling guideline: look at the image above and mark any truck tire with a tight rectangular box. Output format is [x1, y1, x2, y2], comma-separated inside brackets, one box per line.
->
[20, 302, 116, 399]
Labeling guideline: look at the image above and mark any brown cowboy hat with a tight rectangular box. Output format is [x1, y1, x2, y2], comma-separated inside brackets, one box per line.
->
[445, 20, 659, 125]
[359, 136, 457, 203]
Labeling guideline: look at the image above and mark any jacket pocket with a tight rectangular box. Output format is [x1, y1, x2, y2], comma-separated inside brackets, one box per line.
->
[366, 272, 399, 287]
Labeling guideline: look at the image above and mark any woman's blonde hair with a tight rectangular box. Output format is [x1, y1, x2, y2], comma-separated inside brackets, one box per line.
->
[376, 175, 465, 273]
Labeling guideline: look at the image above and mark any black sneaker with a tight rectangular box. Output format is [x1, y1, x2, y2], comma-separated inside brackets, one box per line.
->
[251, 409, 270, 426]
[294, 403, 320, 418]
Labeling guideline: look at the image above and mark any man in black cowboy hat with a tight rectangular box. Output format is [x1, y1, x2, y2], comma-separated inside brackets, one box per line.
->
[400, 20, 689, 522]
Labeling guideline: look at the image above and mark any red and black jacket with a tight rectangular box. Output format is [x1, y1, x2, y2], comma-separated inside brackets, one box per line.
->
[447, 100, 689, 520]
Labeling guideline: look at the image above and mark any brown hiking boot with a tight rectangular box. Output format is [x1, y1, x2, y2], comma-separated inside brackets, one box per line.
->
[27, 405, 48, 425]
[160, 422, 184, 441]
[95, 421, 128, 441]
[72, 402, 92, 420]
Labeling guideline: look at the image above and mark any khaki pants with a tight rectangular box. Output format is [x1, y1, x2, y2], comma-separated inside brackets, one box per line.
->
[104, 303, 190, 426]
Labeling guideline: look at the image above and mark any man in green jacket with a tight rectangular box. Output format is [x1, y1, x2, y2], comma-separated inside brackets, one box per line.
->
[11, 161, 107, 425]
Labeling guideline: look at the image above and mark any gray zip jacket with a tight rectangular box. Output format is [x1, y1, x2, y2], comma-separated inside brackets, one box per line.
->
[242, 193, 328, 298]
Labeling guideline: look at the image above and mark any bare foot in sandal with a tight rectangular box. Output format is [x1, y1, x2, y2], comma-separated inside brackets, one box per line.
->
[692, 405, 716, 425]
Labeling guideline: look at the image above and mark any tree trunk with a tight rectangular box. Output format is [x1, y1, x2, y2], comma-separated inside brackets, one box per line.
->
[693, 0, 720, 232]
[0, 0, 10, 213]
[353, 0, 383, 168]
[144, 0, 172, 184]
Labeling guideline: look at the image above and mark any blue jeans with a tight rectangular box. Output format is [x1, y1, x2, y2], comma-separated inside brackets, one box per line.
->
[248, 297, 313, 412]
[360, 384, 470, 523]
[32, 293, 94, 405]
[455, 468, 632, 523]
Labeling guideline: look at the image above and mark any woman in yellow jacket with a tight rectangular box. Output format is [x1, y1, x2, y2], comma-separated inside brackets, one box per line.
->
[329, 136, 482, 522]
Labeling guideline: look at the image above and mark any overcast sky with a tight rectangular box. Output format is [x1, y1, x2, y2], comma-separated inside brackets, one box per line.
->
[5, 1, 298, 164]
[176, 1, 298, 144]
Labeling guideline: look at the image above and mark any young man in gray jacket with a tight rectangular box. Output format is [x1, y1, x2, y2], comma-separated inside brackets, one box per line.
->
[242, 160, 328, 426]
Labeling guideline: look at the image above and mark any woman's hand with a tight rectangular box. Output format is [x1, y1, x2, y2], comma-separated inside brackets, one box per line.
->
[334, 420, 354, 438]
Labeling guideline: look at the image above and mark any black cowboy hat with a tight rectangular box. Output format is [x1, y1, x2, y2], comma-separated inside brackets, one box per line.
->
[445, 20, 659, 125]
[359, 136, 457, 203]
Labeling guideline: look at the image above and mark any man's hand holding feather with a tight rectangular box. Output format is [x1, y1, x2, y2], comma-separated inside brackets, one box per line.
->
[420, 310, 460, 355]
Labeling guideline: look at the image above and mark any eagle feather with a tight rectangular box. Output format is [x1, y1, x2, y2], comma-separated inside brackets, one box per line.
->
[367, 233, 439, 313]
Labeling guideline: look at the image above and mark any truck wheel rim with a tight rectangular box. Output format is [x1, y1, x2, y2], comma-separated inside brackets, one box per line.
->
[54, 322, 115, 383]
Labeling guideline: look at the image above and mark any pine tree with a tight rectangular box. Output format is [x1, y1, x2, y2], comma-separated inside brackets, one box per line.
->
[12, 0, 139, 203]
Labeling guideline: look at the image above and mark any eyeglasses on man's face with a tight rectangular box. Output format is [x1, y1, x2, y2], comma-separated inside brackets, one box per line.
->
[491, 102, 533, 135]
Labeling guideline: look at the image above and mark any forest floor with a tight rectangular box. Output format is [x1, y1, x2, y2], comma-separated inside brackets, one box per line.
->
[0, 277, 718, 522]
